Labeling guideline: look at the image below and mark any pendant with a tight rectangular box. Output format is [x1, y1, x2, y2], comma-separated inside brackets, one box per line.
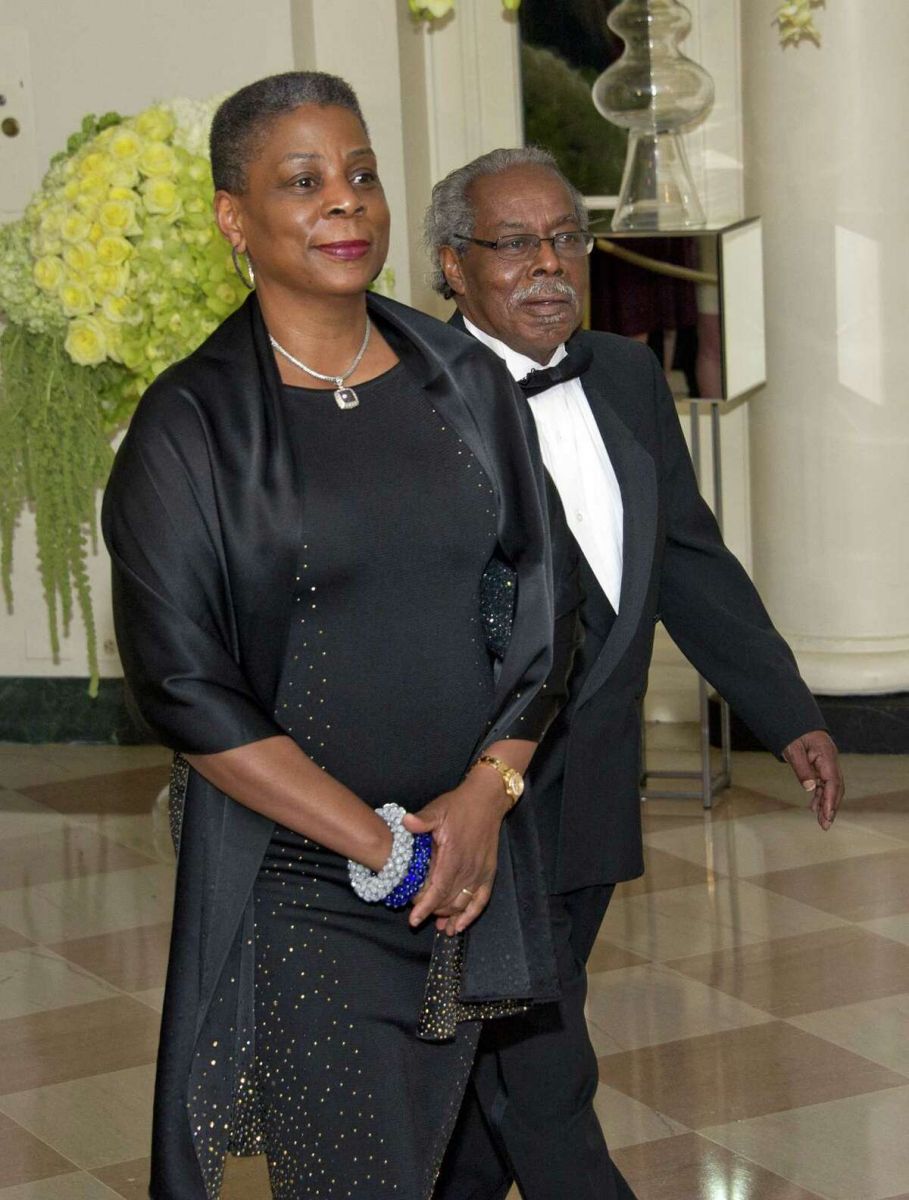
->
[334, 386, 359, 410]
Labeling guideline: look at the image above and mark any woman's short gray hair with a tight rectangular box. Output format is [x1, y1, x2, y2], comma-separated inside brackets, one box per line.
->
[210, 71, 368, 194]
[424, 146, 588, 299]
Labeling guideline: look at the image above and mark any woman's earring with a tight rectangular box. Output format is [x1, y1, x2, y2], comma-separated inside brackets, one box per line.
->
[231, 246, 255, 290]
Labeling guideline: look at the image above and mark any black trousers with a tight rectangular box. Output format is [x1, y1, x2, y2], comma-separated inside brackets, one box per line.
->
[434, 885, 637, 1200]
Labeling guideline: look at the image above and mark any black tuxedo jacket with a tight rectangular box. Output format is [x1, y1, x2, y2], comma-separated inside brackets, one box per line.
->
[454, 314, 824, 892]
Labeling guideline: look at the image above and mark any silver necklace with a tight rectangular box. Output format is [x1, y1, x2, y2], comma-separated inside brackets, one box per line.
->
[269, 319, 371, 410]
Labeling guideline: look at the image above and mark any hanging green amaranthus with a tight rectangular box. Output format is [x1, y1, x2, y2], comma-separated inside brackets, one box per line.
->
[0, 327, 118, 694]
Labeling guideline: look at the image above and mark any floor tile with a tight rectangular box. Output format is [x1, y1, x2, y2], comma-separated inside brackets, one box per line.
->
[69, 808, 175, 864]
[862, 912, 909, 947]
[599, 877, 842, 963]
[600, 1020, 907, 1128]
[611, 1131, 827, 1200]
[0, 926, 31, 953]
[0, 792, 65, 842]
[723, 750, 909, 806]
[20, 766, 169, 817]
[0, 827, 153, 892]
[825, 756, 909, 802]
[639, 876, 841, 939]
[619, 847, 717, 896]
[0, 996, 160, 1094]
[832, 789, 909, 843]
[0, 864, 174, 944]
[0, 1065, 155, 1170]
[586, 963, 772, 1052]
[643, 808, 904, 878]
[599, 895, 744, 962]
[586, 940, 650, 973]
[46, 922, 171, 993]
[666, 925, 909, 1017]
[701, 1084, 909, 1200]
[592, 1083, 687, 1151]
[0, 1173, 123, 1199]
[787, 992, 909, 1076]
[751, 847, 909, 922]
[703, 751, 810, 804]
[0, 1112, 73, 1189]
[39, 745, 170, 780]
[129, 987, 165, 1013]
[586, 1019, 626, 1057]
[0, 735, 901, 1200]
[0, 751, 83, 792]
[641, 784, 791, 831]
[0, 947, 120, 1020]
[221, 1153, 272, 1199]
[90, 1158, 149, 1200]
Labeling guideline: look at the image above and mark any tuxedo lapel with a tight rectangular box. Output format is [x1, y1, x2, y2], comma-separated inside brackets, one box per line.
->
[449, 311, 659, 709]
[574, 359, 658, 709]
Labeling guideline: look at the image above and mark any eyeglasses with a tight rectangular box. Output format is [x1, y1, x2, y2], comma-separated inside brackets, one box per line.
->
[455, 231, 594, 260]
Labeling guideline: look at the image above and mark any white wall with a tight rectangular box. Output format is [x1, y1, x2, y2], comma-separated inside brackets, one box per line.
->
[0, 0, 295, 677]
[0, 0, 752, 702]
[0, 0, 525, 680]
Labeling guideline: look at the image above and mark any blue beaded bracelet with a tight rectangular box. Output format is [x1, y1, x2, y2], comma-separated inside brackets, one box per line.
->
[384, 833, 433, 909]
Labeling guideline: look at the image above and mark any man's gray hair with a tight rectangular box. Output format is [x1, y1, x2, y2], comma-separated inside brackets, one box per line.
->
[424, 146, 588, 299]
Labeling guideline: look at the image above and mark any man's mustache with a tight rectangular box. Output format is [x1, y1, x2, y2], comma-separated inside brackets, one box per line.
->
[511, 279, 579, 305]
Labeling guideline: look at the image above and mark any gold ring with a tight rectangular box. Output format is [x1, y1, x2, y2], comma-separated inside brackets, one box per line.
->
[459, 887, 476, 898]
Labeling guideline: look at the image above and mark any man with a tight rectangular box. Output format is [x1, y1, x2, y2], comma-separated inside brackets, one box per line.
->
[425, 147, 844, 1200]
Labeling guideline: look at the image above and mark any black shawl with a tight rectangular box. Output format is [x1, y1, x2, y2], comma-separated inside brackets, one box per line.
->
[102, 292, 560, 1198]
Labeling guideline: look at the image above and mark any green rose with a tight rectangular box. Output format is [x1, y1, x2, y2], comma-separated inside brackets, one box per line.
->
[64, 314, 108, 364]
[33, 255, 66, 292]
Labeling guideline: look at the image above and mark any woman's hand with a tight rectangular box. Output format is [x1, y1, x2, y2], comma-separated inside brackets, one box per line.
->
[403, 739, 535, 935]
[403, 768, 511, 936]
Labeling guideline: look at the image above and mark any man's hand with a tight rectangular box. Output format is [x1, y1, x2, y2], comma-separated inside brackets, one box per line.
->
[402, 770, 510, 936]
[782, 730, 844, 830]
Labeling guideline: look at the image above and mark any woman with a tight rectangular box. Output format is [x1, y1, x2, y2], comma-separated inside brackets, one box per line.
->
[103, 72, 577, 1200]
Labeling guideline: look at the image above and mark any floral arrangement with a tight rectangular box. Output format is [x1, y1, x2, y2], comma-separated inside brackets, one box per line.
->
[0, 96, 238, 692]
[409, 0, 520, 20]
[773, 0, 825, 47]
[0, 95, 396, 693]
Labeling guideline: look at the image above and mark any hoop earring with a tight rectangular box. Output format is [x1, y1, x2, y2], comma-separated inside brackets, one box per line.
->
[231, 246, 255, 290]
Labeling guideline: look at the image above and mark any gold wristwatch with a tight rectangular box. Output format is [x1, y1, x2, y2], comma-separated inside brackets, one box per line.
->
[475, 754, 525, 808]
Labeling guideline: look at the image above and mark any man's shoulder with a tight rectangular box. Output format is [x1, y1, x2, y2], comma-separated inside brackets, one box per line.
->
[576, 328, 655, 376]
[367, 291, 493, 370]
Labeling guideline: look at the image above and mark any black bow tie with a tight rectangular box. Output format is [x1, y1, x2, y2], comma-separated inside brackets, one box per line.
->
[517, 339, 593, 396]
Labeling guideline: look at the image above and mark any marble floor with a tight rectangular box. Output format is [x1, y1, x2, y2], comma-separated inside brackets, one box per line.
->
[0, 727, 907, 1200]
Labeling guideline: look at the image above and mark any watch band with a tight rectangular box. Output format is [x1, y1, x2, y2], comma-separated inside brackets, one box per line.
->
[474, 754, 524, 807]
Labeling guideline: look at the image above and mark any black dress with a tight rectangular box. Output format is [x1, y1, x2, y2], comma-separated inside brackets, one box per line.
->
[104, 292, 566, 1200]
[251, 364, 502, 1200]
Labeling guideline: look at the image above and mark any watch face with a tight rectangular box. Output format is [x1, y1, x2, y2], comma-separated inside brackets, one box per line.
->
[507, 773, 524, 799]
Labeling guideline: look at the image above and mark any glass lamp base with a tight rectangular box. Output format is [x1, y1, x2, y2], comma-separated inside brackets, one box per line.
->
[611, 129, 706, 231]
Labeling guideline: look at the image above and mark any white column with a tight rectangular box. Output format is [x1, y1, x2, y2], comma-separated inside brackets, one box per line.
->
[742, 0, 909, 694]
[396, 0, 523, 315]
[290, 0, 523, 313]
[291, 0, 415, 303]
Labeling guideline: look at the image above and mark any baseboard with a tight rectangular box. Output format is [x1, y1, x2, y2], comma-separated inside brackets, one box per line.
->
[710, 692, 909, 754]
[0, 677, 153, 744]
[3, 675, 906, 752]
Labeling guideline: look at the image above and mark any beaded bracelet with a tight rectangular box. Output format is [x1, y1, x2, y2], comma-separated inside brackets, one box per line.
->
[348, 803, 413, 903]
[384, 833, 432, 909]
